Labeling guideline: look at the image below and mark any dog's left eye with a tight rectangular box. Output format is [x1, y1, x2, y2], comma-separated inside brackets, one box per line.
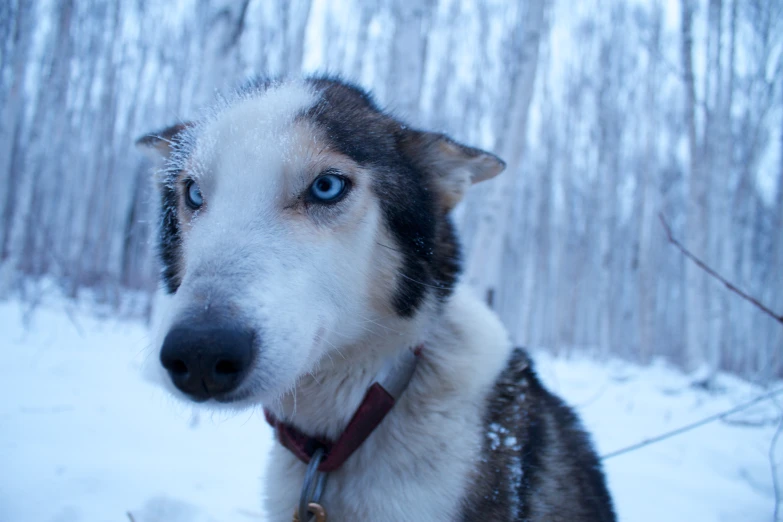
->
[184, 180, 203, 209]
[310, 171, 348, 203]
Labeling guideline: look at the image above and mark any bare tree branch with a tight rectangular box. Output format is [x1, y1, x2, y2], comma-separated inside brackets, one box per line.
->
[659, 213, 783, 324]
[602, 387, 783, 460]
[771, 396, 782, 522]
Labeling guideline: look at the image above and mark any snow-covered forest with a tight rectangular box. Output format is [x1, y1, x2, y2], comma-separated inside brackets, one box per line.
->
[1, 0, 781, 379]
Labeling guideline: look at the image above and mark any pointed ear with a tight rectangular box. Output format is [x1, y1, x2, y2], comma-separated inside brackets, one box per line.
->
[135, 122, 192, 161]
[400, 130, 506, 210]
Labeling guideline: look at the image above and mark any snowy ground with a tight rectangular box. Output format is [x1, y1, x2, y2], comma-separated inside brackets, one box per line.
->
[1, 298, 780, 522]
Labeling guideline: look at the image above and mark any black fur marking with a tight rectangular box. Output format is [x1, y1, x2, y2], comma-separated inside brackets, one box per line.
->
[159, 180, 182, 294]
[460, 348, 616, 521]
[136, 122, 190, 294]
[303, 76, 462, 316]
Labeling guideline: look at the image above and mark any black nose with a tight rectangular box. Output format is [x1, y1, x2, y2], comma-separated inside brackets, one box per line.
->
[160, 324, 254, 400]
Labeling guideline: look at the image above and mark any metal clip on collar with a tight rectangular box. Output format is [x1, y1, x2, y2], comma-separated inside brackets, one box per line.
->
[296, 447, 329, 522]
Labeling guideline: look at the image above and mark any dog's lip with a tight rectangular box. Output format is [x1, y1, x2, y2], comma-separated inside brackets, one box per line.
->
[181, 390, 244, 404]
[178, 379, 250, 403]
[213, 390, 249, 403]
[182, 393, 210, 403]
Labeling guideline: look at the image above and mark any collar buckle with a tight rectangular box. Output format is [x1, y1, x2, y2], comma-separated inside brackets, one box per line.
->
[293, 447, 329, 522]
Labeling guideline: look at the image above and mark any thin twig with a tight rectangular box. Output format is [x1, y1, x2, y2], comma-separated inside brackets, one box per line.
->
[658, 213, 783, 325]
[63, 303, 85, 337]
[771, 396, 783, 522]
[126, 512, 137, 522]
[722, 417, 780, 428]
[601, 387, 783, 460]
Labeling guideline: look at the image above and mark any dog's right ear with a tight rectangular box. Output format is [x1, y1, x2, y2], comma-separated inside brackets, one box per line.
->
[135, 122, 192, 161]
[399, 130, 506, 211]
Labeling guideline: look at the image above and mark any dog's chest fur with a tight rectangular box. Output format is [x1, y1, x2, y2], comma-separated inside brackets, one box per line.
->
[262, 286, 512, 522]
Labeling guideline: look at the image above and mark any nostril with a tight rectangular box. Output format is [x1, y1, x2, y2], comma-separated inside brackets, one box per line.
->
[215, 358, 240, 375]
[165, 358, 189, 376]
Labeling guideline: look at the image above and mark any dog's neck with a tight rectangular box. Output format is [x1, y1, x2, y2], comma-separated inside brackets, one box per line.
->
[262, 284, 513, 522]
[268, 303, 432, 442]
[267, 284, 511, 443]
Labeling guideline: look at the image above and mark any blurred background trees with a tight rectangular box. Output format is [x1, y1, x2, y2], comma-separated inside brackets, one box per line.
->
[0, 0, 781, 379]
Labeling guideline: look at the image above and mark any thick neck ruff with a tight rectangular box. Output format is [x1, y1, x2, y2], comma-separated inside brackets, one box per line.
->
[264, 346, 422, 473]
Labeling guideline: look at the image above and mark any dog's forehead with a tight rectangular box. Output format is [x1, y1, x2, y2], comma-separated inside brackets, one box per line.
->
[189, 82, 320, 175]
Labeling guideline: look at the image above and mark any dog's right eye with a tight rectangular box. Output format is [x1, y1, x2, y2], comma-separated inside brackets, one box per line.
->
[184, 180, 203, 210]
[309, 170, 349, 203]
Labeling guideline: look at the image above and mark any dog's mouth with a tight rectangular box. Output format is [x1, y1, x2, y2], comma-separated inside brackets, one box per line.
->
[201, 388, 251, 404]
[179, 386, 244, 404]
[172, 383, 251, 405]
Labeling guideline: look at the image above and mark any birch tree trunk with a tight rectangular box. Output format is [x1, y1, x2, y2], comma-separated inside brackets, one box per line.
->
[681, 0, 709, 371]
[463, 0, 546, 311]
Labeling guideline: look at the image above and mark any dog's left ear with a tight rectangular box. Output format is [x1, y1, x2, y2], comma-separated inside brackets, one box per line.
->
[400, 130, 506, 210]
[135, 122, 192, 162]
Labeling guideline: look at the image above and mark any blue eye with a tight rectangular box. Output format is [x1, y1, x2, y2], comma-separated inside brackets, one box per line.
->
[185, 180, 203, 209]
[310, 172, 347, 202]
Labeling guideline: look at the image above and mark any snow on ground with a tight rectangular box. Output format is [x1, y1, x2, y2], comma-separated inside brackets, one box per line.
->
[1, 298, 780, 522]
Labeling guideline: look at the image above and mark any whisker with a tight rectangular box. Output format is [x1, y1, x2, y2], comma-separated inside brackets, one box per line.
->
[397, 271, 452, 291]
[376, 241, 454, 292]
[292, 383, 297, 416]
[376, 241, 402, 253]
[321, 320, 386, 339]
[357, 315, 401, 334]
[310, 371, 324, 385]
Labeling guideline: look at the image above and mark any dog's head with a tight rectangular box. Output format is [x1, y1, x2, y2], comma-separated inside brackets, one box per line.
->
[138, 77, 504, 405]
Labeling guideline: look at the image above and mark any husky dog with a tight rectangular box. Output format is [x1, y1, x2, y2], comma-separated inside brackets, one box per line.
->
[138, 77, 615, 521]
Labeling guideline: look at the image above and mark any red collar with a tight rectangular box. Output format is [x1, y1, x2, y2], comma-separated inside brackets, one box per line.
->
[263, 346, 421, 473]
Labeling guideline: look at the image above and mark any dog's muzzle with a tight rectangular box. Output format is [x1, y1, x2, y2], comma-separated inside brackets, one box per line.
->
[159, 320, 255, 401]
